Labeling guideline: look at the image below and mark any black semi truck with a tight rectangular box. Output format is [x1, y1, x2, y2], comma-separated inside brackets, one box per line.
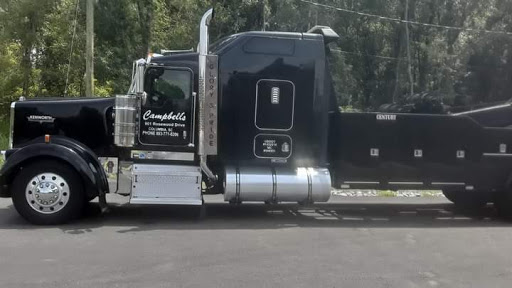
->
[2, 9, 512, 224]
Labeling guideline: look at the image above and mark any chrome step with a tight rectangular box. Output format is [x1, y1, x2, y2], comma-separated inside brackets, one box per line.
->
[129, 164, 202, 205]
[129, 197, 202, 205]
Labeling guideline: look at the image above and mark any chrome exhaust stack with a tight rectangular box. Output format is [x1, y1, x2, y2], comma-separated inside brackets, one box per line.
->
[198, 8, 217, 182]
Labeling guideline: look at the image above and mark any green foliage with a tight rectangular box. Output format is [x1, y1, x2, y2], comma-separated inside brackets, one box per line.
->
[0, 0, 511, 120]
[0, 118, 8, 150]
[378, 190, 397, 197]
[339, 105, 360, 113]
[0, 42, 24, 111]
[323, 0, 512, 111]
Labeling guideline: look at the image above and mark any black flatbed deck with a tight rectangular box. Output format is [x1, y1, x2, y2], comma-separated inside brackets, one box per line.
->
[329, 105, 512, 193]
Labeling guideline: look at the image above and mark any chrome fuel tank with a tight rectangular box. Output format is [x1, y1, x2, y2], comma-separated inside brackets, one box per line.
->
[224, 166, 331, 203]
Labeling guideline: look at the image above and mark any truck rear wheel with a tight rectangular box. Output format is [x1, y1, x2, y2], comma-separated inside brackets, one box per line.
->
[495, 190, 512, 219]
[442, 190, 489, 209]
[11, 160, 85, 225]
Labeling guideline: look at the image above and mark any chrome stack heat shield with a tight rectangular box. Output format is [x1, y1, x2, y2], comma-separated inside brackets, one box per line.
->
[113, 94, 138, 147]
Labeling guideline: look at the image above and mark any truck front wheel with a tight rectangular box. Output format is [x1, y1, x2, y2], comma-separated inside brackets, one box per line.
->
[11, 160, 85, 225]
[442, 190, 489, 209]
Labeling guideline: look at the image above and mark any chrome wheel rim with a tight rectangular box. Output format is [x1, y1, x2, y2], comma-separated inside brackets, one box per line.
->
[25, 173, 70, 214]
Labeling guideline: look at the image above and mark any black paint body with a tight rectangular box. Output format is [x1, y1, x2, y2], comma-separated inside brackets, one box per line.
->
[329, 110, 512, 191]
[12, 97, 117, 155]
[211, 32, 329, 168]
[5, 29, 512, 196]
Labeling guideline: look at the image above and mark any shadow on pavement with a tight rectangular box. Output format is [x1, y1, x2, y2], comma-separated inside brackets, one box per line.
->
[0, 198, 510, 233]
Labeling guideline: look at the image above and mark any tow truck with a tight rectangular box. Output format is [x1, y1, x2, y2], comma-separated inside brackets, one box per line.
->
[2, 9, 512, 224]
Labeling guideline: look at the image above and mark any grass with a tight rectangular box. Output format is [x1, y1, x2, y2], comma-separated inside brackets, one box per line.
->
[421, 190, 443, 197]
[377, 190, 397, 197]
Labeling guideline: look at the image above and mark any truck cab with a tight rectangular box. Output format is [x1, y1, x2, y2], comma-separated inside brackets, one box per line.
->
[0, 9, 334, 224]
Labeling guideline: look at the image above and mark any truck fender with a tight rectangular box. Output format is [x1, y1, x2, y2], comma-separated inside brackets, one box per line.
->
[0, 137, 108, 199]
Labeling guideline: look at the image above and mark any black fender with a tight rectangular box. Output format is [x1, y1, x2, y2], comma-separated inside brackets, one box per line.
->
[0, 136, 109, 199]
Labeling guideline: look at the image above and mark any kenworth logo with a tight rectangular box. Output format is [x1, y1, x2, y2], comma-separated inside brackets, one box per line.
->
[27, 115, 55, 123]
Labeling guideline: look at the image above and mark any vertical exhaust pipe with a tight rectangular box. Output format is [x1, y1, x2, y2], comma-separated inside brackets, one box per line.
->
[198, 8, 216, 181]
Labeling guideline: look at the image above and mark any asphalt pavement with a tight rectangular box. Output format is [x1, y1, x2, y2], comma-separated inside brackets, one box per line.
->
[0, 194, 511, 288]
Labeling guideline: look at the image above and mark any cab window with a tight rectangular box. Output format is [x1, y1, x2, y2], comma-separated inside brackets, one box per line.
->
[144, 68, 192, 108]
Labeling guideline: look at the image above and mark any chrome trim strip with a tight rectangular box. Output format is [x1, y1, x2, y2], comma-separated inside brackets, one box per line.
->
[431, 182, 465, 186]
[306, 168, 313, 203]
[129, 197, 203, 205]
[197, 8, 216, 181]
[131, 150, 194, 161]
[9, 102, 15, 149]
[271, 167, 277, 202]
[235, 167, 240, 202]
[483, 153, 512, 157]
[254, 79, 296, 131]
[203, 55, 218, 154]
[344, 181, 380, 184]
[388, 181, 423, 185]
[453, 103, 511, 115]
[190, 92, 197, 147]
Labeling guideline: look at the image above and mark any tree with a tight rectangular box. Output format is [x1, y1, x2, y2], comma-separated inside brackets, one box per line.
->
[0, 0, 511, 118]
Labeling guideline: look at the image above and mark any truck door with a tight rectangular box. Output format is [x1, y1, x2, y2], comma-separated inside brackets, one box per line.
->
[139, 67, 195, 147]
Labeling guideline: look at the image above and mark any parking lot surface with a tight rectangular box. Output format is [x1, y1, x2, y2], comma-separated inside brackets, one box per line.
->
[1, 194, 511, 288]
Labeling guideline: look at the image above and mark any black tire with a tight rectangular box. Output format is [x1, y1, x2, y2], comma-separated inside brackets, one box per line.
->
[442, 190, 489, 209]
[194, 205, 207, 220]
[495, 190, 512, 219]
[11, 160, 85, 225]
